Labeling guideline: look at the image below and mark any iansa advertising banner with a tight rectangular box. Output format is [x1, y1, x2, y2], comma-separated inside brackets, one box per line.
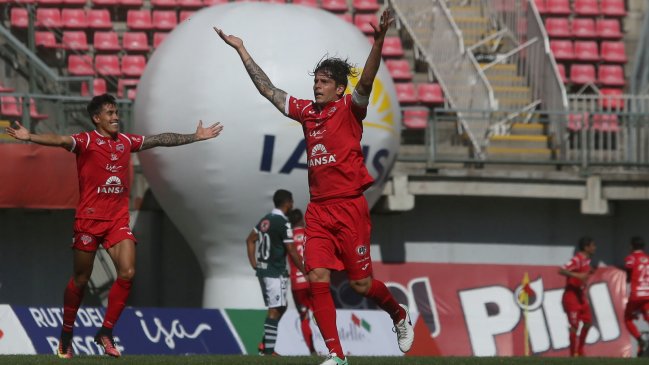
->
[373, 263, 631, 357]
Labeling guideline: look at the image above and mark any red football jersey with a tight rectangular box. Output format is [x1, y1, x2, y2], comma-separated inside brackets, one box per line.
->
[562, 252, 592, 290]
[70, 131, 144, 220]
[288, 226, 308, 291]
[625, 250, 649, 300]
[285, 94, 374, 202]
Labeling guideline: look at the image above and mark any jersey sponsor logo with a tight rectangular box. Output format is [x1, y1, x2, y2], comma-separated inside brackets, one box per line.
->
[96, 139, 106, 146]
[308, 144, 336, 167]
[97, 176, 125, 194]
[259, 219, 270, 233]
[356, 245, 367, 256]
[308, 129, 327, 139]
[110, 153, 119, 161]
[131, 136, 142, 143]
[105, 164, 124, 173]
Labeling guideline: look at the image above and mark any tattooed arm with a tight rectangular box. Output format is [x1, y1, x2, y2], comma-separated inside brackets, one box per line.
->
[213, 27, 287, 113]
[140, 120, 223, 151]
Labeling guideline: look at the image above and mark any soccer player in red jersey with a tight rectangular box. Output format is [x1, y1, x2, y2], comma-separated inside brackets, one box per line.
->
[215, 9, 414, 365]
[558, 236, 596, 357]
[624, 236, 649, 357]
[5, 94, 223, 359]
[287, 208, 316, 355]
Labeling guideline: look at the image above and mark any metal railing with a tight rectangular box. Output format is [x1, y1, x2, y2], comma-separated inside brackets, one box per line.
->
[430, 108, 649, 168]
[631, 8, 649, 97]
[391, 0, 495, 157]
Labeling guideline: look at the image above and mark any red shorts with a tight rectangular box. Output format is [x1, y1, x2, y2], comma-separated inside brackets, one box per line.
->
[562, 288, 592, 327]
[292, 288, 313, 313]
[72, 218, 136, 252]
[304, 195, 373, 281]
[625, 298, 649, 321]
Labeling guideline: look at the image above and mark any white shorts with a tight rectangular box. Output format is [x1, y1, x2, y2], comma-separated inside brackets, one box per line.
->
[258, 275, 288, 308]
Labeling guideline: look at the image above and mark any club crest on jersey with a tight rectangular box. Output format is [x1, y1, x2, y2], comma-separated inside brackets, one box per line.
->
[116, 144, 125, 152]
[356, 245, 367, 256]
[110, 153, 118, 161]
[308, 144, 336, 167]
[97, 176, 125, 194]
[259, 219, 270, 232]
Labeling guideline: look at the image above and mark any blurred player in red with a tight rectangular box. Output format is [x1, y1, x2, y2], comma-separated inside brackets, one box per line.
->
[624, 236, 649, 357]
[558, 236, 596, 357]
[288, 208, 316, 355]
[5, 94, 223, 359]
[215, 8, 414, 365]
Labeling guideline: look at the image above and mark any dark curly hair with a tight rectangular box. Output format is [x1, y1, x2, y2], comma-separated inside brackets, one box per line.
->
[87, 93, 116, 120]
[310, 56, 359, 91]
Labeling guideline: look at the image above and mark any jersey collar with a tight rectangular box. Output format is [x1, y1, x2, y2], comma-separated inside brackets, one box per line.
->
[271, 208, 287, 218]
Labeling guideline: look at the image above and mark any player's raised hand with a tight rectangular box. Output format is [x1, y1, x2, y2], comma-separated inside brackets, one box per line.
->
[213, 27, 243, 49]
[195, 120, 223, 141]
[5, 121, 30, 141]
[370, 9, 395, 40]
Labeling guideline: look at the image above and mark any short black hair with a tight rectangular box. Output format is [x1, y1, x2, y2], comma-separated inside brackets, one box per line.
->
[288, 209, 303, 227]
[273, 189, 293, 208]
[87, 94, 116, 120]
[578, 236, 594, 251]
[311, 56, 358, 91]
[631, 236, 645, 250]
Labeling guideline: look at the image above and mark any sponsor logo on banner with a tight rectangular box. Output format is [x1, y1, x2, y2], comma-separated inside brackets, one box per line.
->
[0, 305, 36, 354]
[11, 306, 241, 355]
[369, 263, 631, 357]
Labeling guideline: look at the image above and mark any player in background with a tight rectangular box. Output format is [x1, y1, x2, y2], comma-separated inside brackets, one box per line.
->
[558, 236, 596, 357]
[246, 189, 306, 356]
[287, 208, 316, 355]
[5, 94, 223, 359]
[215, 8, 414, 365]
[624, 236, 649, 357]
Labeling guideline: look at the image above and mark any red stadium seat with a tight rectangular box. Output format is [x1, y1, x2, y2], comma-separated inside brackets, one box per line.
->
[10, 8, 29, 28]
[177, 0, 202, 8]
[417, 83, 444, 105]
[127, 10, 153, 31]
[36, 8, 62, 29]
[568, 113, 588, 131]
[87, 10, 113, 30]
[292, 0, 318, 7]
[35, 31, 59, 48]
[92, 0, 118, 6]
[337, 13, 353, 23]
[532, 0, 547, 14]
[62, 9, 88, 30]
[153, 32, 169, 48]
[354, 14, 377, 34]
[546, 0, 571, 15]
[601, 0, 626, 17]
[596, 19, 623, 39]
[321, 0, 348, 12]
[555, 63, 567, 84]
[386, 60, 412, 81]
[120, 0, 144, 6]
[152, 11, 178, 31]
[1, 96, 21, 117]
[395, 83, 417, 105]
[402, 108, 429, 129]
[569, 64, 596, 85]
[81, 78, 108, 96]
[0, 83, 15, 93]
[68, 55, 94, 76]
[353, 0, 380, 13]
[179, 10, 195, 22]
[601, 41, 627, 63]
[203, 0, 227, 5]
[382, 36, 404, 58]
[151, 0, 176, 7]
[117, 78, 139, 98]
[95, 55, 122, 76]
[574, 0, 600, 16]
[592, 114, 620, 132]
[122, 32, 149, 52]
[28, 98, 48, 120]
[94, 31, 121, 52]
[63, 0, 86, 5]
[549, 40, 574, 61]
[571, 18, 595, 39]
[597, 65, 625, 87]
[62, 31, 89, 51]
[574, 41, 599, 62]
[37, 0, 62, 5]
[599, 88, 624, 110]
[545, 18, 571, 38]
[121, 55, 146, 77]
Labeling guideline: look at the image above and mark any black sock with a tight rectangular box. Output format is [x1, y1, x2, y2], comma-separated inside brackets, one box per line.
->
[60, 330, 72, 347]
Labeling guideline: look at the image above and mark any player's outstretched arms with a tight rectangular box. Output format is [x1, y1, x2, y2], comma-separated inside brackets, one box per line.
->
[355, 9, 394, 99]
[213, 27, 287, 113]
[140, 120, 222, 151]
[5, 121, 73, 149]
